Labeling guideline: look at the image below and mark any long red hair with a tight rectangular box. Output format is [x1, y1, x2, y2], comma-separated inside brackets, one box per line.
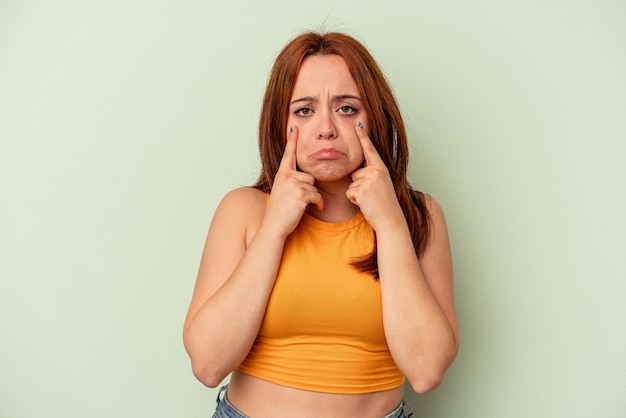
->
[254, 31, 430, 276]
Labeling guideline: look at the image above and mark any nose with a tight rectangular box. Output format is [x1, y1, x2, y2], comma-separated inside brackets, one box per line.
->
[316, 111, 337, 139]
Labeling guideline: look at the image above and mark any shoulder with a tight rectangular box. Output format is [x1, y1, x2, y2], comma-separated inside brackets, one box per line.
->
[409, 191, 447, 229]
[219, 186, 267, 208]
[423, 194, 446, 223]
[215, 186, 267, 221]
[214, 187, 267, 245]
[420, 194, 451, 257]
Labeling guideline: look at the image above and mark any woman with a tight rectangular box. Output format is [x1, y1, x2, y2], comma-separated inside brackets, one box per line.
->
[183, 31, 459, 418]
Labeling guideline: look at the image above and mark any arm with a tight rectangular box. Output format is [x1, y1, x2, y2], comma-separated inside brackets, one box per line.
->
[347, 123, 459, 394]
[182, 187, 284, 387]
[376, 197, 459, 394]
[183, 127, 323, 387]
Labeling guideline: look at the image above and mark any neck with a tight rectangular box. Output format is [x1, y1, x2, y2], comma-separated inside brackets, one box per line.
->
[306, 179, 359, 223]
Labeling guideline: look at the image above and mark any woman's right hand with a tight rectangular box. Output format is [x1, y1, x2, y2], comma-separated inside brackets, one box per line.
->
[263, 126, 324, 238]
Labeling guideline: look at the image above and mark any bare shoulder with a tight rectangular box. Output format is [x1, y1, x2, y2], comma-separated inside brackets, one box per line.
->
[423, 194, 446, 223]
[184, 187, 267, 329]
[214, 187, 267, 244]
[218, 187, 267, 214]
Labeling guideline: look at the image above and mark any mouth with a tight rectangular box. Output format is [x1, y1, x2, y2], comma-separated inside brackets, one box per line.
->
[311, 148, 345, 159]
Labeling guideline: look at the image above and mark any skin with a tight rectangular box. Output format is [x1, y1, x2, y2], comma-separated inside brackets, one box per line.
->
[288, 54, 366, 219]
[183, 55, 459, 417]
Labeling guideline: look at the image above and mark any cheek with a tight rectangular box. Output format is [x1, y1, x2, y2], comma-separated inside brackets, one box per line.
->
[352, 148, 365, 169]
[295, 148, 305, 165]
[295, 144, 310, 171]
[344, 132, 364, 160]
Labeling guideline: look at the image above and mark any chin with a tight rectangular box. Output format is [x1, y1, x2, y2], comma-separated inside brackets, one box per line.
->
[304, 161, 359, 181]
[312, 173, 353, 186]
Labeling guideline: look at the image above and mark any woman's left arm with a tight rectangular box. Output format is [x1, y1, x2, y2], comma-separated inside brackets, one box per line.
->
[377, 197, 459, 394]
[347, 124, 459, 394]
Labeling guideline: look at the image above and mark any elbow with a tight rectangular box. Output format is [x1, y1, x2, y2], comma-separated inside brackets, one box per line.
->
[406, 355, 455, 393]
[411, 376, 443, 394]
[406, 348, 457, 395]
[184, 334, 230, 388]
[407, 372, 445, 394]
[190, 359, 229, 388]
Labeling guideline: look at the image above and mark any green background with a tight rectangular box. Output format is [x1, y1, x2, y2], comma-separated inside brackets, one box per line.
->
[1, 1, 625, 417]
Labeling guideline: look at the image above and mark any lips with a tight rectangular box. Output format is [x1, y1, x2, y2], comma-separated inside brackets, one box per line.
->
[311, 148, 345, 159]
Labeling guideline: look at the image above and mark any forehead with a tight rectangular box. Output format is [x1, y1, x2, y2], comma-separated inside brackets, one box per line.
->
[292, 54, 359, 96]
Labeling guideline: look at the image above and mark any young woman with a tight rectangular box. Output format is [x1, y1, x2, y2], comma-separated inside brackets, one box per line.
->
[183, 31, 459, 418]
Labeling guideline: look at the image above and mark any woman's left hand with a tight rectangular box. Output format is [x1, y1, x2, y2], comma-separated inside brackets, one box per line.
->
[346, 123, 406, 231]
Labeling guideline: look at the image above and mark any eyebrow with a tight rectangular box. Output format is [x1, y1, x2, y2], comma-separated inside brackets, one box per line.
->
[290, 94, 362, 105]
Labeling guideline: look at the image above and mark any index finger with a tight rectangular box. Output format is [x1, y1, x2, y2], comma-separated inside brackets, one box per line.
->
[279, 125, 298, 170]
[355, 122, 384, 167]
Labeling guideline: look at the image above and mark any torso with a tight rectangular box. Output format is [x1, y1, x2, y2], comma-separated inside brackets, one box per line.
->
[230, 188, 404, 417]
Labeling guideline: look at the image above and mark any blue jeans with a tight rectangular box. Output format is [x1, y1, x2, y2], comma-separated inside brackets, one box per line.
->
[212, 385, 415, 418]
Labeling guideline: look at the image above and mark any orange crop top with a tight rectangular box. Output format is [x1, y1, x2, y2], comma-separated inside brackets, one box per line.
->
[237, 211, 404, 394]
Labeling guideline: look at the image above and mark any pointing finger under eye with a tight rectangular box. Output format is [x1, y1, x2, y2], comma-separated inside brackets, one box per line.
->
[280, 125, 298, 170]
[355, 122, 383, 166]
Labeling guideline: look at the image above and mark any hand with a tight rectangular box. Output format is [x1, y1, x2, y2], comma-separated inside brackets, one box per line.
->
[264, 126, 324, 238]
[346, 123, 404, 231]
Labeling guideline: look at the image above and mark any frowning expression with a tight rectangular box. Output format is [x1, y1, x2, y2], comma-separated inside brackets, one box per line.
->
[287, 54, 369, 185]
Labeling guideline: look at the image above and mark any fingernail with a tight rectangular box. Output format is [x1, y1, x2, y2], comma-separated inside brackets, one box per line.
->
[289, 126, 294, 133]
[357, 122, 363, 129]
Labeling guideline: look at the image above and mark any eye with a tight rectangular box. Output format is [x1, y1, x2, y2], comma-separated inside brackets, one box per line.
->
[294, 107, 313, 116]
[338, 105, 357, 115]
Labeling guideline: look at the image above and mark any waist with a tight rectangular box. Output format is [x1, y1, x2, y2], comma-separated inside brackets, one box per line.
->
[238, 337, 404, 393]
[226, 371, 404, 418]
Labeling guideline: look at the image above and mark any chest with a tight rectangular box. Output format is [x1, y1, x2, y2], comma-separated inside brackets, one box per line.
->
[260, 224, 385, 345]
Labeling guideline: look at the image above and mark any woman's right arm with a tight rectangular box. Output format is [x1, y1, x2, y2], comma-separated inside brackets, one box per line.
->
[183, 187, 284, 388]
[183, 127, 321, 388]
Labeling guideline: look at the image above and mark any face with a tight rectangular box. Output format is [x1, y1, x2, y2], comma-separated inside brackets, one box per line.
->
[287, 54, 369, 185]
